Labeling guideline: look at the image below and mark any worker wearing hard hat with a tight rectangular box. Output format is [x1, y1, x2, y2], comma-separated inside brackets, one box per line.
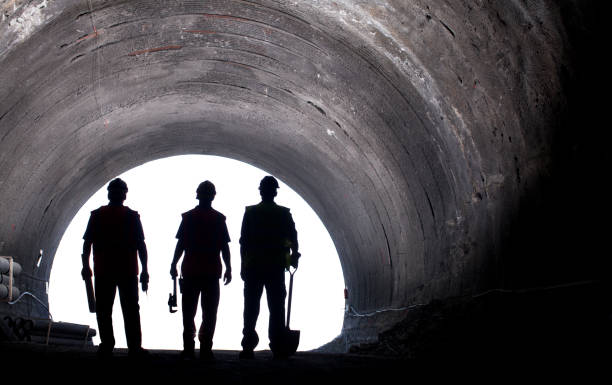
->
[170, 180, 232, 361]
[239, 176, 300, 359]
[81, 178, 149, 359]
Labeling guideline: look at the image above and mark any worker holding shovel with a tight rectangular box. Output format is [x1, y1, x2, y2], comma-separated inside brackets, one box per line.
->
[239, 176, 301, 359]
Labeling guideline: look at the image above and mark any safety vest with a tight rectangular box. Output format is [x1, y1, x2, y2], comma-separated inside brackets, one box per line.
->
[239, 202, 297, 270]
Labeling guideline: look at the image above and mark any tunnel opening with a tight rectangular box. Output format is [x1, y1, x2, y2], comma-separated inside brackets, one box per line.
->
[48, 154, 345, 351]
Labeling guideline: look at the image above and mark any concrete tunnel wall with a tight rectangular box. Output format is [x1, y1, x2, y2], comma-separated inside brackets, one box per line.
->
[0, 0, 605, 349]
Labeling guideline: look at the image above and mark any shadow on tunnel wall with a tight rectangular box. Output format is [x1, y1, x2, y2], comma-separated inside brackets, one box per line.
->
[349, 1, 611, 361]
[500, 0, 609, 292]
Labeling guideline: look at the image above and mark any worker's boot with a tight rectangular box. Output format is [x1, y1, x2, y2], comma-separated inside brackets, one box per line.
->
[97, 343, 114, 359]
[239, 329, 258, 359]
[200, 340, 214, 361]
[128, 347, 150, 360]
[181, 340, 195, 360]
[200, 349, 215, 361]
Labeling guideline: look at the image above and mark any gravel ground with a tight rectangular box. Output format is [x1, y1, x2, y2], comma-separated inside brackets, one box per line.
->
[0, 342, 412, 383]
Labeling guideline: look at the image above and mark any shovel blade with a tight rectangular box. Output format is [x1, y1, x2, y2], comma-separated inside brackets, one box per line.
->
[284, 328, 300, 356]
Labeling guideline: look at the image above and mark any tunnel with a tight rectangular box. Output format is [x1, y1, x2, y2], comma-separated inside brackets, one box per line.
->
[0, 0, 608, 359]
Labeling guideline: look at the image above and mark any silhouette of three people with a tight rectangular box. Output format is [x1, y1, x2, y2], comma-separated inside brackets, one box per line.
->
[82, 175, 300, 360]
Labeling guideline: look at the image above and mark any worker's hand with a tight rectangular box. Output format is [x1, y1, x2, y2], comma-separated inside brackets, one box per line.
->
[223, 268, 232, 285]
[140, 270, 149, 292]
[290, 251, 301, 268]
[170, 263, 178, 278]
[81, 266, 92, 280]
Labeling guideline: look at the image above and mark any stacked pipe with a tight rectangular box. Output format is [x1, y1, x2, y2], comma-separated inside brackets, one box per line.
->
[0, 256, 21, 301]
[29, 320, 96, 346]
[2, 317, 96, 346]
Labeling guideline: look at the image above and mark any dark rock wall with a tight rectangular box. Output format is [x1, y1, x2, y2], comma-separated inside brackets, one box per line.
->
[0, 0, 605, 349]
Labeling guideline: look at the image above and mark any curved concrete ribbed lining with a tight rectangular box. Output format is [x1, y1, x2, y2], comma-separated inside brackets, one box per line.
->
[0, 1, 573, 343]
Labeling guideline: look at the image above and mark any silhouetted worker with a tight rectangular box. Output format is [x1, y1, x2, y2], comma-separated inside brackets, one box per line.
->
[81, 178, 149, 358]
[239, 176, 300, 359]
[170, 181, 232, 360]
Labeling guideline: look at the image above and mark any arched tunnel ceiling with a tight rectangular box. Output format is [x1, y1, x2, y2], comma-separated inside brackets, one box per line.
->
[0, 0, 581, 335]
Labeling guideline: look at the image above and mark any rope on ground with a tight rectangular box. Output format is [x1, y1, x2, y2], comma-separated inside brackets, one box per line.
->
[7, 291, 53, 320]
[472, 279, 600, 298]
[347, 279, 601, 317]
[83, 327, 92, 348]
[46, 319, 52, 345]
[348, 304, 425, 317]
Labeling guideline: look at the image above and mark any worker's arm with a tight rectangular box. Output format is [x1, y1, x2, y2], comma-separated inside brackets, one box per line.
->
[134, 214, 149, 292]
[290, 249, 301, 268]
[170, 238, 184, 278]
[288, 211, 300, 268]
[222, 243, 232, 285]
[239, 208, 249, 280]
[81, 213, 95, 279]
[81, 239, 93, 279]
[138, 239, 149, 292]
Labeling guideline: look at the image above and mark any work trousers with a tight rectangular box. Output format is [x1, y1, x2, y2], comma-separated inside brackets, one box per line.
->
[241, 268, 286, 353]
[95, 275, 142, 351]
[181, 276, 220, 352]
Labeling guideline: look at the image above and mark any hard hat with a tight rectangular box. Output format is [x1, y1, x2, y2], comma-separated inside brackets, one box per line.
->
[196, 180, 216, 196]
[107, 178, 128, 192]
[259, 176, 279, 190]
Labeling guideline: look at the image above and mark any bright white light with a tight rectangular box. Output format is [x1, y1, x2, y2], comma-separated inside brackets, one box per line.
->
[49, 155, 345, 351]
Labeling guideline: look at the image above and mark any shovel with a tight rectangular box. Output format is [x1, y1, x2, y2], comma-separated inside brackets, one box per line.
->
[283, 266, 300, 356]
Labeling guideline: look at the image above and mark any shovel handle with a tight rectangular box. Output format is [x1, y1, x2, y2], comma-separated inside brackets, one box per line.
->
[286, 268, 296, 328]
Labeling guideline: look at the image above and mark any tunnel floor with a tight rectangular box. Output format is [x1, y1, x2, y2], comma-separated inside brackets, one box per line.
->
[1, 343, 410, 383]
[1, 341, 607, 383]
